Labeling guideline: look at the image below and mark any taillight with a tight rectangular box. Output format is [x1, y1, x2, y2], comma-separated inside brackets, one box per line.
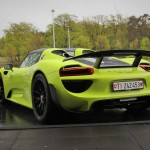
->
[139, 65, 150, 72]
[60, 67, 94, 76]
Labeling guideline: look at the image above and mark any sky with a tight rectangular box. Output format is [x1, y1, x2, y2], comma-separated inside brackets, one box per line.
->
[0, 0, 150, 37]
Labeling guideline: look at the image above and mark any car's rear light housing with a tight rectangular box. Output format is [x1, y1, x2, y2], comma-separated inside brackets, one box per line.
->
[139, 65, 150, 72]
[62, 80, 93, 93]
[60, 67, 94, 77]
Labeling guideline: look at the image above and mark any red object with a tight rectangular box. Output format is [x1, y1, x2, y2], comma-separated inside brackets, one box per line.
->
[60, 67, 94, 76]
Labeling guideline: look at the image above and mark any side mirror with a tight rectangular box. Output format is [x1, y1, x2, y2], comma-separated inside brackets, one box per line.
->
[4, 64, 13, 71]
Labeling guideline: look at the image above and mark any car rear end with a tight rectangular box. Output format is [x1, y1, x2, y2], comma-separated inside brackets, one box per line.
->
[58, 50, 150, 112]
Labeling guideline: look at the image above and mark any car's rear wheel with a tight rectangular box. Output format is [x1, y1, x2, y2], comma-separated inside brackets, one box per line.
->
[0, 77, 5, 104]
[32, 73, 55, 123]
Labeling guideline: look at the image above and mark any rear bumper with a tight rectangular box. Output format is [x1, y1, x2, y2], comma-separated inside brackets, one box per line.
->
[91, 96, 150, 111]
[49, 83, 150, 112]
[49, 84, 64, 110]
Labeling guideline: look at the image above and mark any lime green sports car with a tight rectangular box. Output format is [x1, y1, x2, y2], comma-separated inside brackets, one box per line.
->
[1, 48, 150, 122]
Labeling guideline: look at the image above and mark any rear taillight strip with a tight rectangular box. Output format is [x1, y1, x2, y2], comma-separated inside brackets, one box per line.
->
[139, 65, 150, 72]
[60, 67, 94, 76]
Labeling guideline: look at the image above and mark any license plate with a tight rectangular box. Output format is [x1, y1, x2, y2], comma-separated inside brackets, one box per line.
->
[113, 80, 143, 91]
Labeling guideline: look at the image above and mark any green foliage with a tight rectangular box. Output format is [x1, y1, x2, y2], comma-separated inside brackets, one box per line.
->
[130, 38, 139, 49]
[43, 24, 53, 47]
[54, 13, 78, 30]
[140, 37, 150, 50]
[3, 43, 16, 63]
[96, 35, 110, 50]
[0, 13, 150, 64]
[1, 22, 44, 63]
[71, 34, 92, 48]
[114, 40, 122, 49]
[0, 37, 5, 56]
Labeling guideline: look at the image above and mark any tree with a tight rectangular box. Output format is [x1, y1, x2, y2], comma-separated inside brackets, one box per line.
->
[3, 22, 42, 62]
[44, 13, 78, 48]
[3, 44, 16, 63]
[107, 14, 128, 48]
[127, 16, 139, 42]
[43, 24, 53, 47]
[71, 34, 92, 48]
[114, 40, 122, 49]
[96, 35, 110, 50]
[82, 15, 108, 49]
[129, 38, 139, 49]
[30, 32, 44, 50]
[1, 13, 150, 63]
[54, 13, 78, 29]
[138, 14, 150, 39]
[0, 37, 5, 56]
[140, 37, 150, 50]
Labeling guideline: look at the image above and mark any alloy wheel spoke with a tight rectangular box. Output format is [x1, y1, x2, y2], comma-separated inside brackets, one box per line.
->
[36, 80, 42, 93]
[33, 90, 41, 95]
[33, 79, 47, 117]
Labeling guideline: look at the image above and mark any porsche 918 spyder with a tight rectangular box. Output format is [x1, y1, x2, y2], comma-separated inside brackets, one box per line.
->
[1, 48, 150, 122]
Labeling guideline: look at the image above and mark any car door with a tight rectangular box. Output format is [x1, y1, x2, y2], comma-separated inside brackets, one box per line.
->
[4, 52, 41, 105]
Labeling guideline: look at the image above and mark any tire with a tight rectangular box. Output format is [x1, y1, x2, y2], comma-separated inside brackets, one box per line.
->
[32, 73, 55, 123]
[0, 77, 5, 104]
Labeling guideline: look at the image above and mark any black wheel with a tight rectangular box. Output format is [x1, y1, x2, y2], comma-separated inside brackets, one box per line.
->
[0, 78, 5, 104]
[32, 73, 55, 123]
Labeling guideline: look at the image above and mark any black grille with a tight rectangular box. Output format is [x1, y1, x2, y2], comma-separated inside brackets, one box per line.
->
[62, 80, 93, 93]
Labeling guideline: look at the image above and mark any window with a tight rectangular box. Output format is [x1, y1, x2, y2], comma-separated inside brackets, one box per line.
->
[20, 52, 41, 68]
[52, 50, 70, 57]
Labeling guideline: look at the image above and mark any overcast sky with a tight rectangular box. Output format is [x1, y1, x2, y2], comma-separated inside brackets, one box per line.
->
[0, 0, 149, 37]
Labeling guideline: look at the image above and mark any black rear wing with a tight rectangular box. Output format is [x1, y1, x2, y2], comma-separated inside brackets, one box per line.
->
[63, 49, 150, 68]
[64, 49, 150, 60]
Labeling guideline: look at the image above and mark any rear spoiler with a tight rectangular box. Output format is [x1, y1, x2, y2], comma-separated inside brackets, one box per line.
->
[63, 49, 150, 68]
